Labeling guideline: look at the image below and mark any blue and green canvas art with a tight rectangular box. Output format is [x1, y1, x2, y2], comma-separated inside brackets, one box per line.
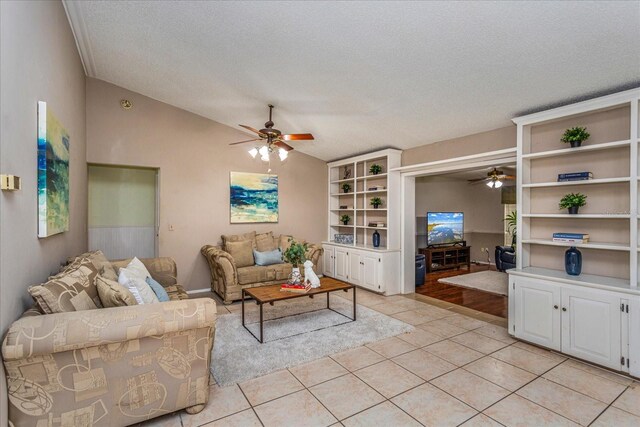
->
[38, 101, 70, 237]
[230, 172, 278, 223]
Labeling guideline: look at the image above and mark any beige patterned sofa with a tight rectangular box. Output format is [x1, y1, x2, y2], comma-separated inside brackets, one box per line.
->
[2, 257, 217, 427]
[201, 231, 323, 304]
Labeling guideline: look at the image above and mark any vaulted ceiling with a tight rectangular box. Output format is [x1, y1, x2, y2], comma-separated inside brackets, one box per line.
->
[64, 1, 640, 161]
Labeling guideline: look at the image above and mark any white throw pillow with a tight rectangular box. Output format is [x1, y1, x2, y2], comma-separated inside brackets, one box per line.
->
[118, 268, 159, 305]
[126, 257, 153, 280]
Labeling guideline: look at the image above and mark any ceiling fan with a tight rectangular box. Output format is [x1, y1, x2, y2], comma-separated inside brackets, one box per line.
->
[230, 104, 314, 163]
[468, 168, 515, 188]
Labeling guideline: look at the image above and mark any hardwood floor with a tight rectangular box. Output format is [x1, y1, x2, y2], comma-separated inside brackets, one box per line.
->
[415, 264, 508, 318]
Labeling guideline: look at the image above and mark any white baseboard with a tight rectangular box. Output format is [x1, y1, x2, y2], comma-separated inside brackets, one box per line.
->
[187, 288, 211, 295]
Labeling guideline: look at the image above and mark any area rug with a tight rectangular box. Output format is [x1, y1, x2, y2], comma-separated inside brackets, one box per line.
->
[438, 270, 509, 296]
[212, 295, 413, 386]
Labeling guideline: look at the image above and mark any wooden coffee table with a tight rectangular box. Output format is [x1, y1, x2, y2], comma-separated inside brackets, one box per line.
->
[241, 280, 356, 343]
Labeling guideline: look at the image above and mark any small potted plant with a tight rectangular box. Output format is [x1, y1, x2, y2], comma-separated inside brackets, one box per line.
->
[340, 214, 351, 225]
[369, 164, 383, 175]
[283, 238, 308, 284]
[559, 193, 587, 214]
[370, 197, 382, 209]
[561, 126, 590, 148]
[342, 183, 351, 193]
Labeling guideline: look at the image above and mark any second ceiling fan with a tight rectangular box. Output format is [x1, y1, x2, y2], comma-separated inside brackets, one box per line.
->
[468, 167, 515, 188]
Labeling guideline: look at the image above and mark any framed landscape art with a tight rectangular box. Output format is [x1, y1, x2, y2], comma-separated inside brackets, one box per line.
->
[37, 101, 70, 237]
[230, 172, 278, 223]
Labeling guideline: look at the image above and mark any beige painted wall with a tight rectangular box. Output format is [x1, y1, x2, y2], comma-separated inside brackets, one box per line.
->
[86, 78, 328, 291]
[402, 126, 516, 166]
[0, 1, 88, 422]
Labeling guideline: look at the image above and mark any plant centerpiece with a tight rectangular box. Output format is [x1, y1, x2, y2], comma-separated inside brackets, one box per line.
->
[283, 238, 308, 284]
[340, 214, 351, 225]
[342, 183, 351, 194]
[505, 210, 517, 248]
[561, 126, 590, 148]
[370, 197, 382, 209]
[369, 164, 383, 175]
[559, 192, 587, 214]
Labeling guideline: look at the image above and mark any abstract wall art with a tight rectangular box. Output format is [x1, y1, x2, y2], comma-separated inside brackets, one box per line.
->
[230, 172, 278, 223]
[37, 101, 70, 237]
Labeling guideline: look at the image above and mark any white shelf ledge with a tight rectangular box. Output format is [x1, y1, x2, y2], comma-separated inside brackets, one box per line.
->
[331, 224, 354, 228]
[355, 190, 387, 194]
[356, 226, 388, 230]
[330, 209, 354, 212]
[523, 177, 630, 188]
[523, 214, 631, 219]
[508, 267, 637, 294]
[357, 173, 388, 180]
[330, 178, 355, 184]
[356, 208, 388, 211]
[521, 239, 630, 251]
[330, 193, 355, 196]
[522, 139, 631, 160]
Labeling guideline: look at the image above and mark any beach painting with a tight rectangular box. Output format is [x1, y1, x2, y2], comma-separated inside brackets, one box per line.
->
[230, 172, 278, 223]
[37, 101, 70, 237]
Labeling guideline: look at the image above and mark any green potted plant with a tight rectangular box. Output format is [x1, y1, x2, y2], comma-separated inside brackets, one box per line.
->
[369, 164, 383, 175]
[283, 239, 308, 284]
[561, 126, 590, 148]
[340, 214, 351, 225]
[370, 197, 382, 209]
[559, 193, 587, 214]
[342, 183, 351, 194]
[505, 210, 517, 247]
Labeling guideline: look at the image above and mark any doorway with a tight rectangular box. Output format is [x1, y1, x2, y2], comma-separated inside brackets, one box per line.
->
[88, 164, 159, 260]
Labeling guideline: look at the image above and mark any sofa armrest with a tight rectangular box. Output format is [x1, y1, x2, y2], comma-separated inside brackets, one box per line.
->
[110, 256, 178, 288]
[2, 298, 217, 360]
[201, 245, 238, 288]
[306, 243, 324, 268]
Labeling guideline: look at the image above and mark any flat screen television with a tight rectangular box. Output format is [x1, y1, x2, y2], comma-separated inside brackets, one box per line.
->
[427, 212, 464, 246]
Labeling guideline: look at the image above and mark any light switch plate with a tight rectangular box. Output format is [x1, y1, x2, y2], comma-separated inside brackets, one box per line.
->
[0, 174, 21, 191]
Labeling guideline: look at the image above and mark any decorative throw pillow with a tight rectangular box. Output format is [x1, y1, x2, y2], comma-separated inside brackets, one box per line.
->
[279, 235, 306, 253]
[222, 231, 257, 251]
[126, 257, 153, 279]
[96, 275, 138, 307]
[118, 262, 159, 305]
[256, 231, 277, 252]
[29, 258, 102, 314]
[146, 277, 170, 302]
[225, 240, 255, 267]
[66, 250, 118, 281]
[253, 249, 283, 266]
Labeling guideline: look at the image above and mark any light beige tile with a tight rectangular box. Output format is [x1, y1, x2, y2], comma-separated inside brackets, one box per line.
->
[203, 409, 262, 427]
[431, 369, 510, 411]
[354, 360, 424, 398]
[309, 373, 385, 421]
[473, 324, 517, 344]
[331, 346, 385, 371]
[511, 341, 566, 364]
[464, 356, 536, 392]
[370, 302, 410, 315]
[459, 413, 503, 427]
[563, 359, 634, 386]
[397, 329, 444, 347]
[239, 369, 304, 406]
[143, 413, 183, 427]
[543, 363, 627, 404]
[423, 340, 484, 366]
[485, 394, 579, 427]
[391, 383, 477, 426]
[612, 382, 640, 416]
[289, 357, 349, 387]
[446, 315, 488, 330]
[417, 319, 468, 338]
[450, 331, 510, 354]
[391, 310, 437, 326]
[415, 305, 457, 320]
[491, 345, 563, 375]
[366, 336, 417, 358]
[181, 384, 250, 427]
[516, 378, 606, 426]
[392, 349, 457, 381]
[592, 406, 640, 427]
[254, 389, 337, 427]
[342, 401, 422, 427]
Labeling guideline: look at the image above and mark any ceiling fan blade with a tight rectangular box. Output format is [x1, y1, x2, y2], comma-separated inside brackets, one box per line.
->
[281, 133, 314, 141]
[239, 124, 265, 136]
[503, 175, 516, 180]
[229, 138, 262, 146]
[274, 140, 294, 151]
[467, 177, 489, 183]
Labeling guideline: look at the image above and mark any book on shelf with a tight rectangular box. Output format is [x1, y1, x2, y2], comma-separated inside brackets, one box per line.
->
[552, 238, 589, 243]
[557, 172, 593, 182]
[553, 233, 589, 239]
[367, 186, 386, 191]
[368, 222, 386, 227]
[280, 283, 311, 293]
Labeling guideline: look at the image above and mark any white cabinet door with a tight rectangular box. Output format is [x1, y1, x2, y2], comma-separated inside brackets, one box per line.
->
[561, 287, 622, 370]
[362, 254, 380, 292]
[334, 248, 349, 282]
[323, 246, 335, 277]
[349, 251, 363, 285]
[514, 278, 561, 351]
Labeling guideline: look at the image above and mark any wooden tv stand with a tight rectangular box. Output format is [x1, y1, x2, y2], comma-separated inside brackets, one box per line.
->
[419, 245, 471, 273]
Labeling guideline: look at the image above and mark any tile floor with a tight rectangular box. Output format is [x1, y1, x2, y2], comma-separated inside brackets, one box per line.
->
[143, 288, 640, 427]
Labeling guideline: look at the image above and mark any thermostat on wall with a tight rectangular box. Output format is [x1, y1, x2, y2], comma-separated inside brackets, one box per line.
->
[1, 174, 21, 191]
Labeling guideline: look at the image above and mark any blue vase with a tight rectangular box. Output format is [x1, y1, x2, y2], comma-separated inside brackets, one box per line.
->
[565, 246, 582, 276]
[372, 230, 380, 248]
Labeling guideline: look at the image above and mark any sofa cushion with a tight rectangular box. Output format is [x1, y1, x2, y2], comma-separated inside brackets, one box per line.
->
[118, 259, 159, 304]
[253, 248, 283, 266]
[222, 231, 256, 251]
[29, 258, 102, 314]
[225, 240, 255, 268]
[146, 277, 170, 302]
[237, 263, 293, 285]
[278, 235, 307, 254]
[96, 275, 138, 307]
[256, 231, 277, 252]
[67, 250, 118, 281]
[165, 285, 189, 301]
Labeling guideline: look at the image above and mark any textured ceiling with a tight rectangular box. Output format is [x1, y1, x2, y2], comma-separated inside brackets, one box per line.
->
[64, 1, 640, 161]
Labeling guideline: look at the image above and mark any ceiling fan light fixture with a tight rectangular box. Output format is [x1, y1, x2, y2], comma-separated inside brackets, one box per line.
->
[486, 180, 494, 188]
[494, 180, 503, 188]
[278, 148, 288, 161]
[248, 147, 258, 158]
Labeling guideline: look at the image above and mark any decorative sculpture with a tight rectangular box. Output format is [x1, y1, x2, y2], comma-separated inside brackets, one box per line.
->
[303, 260, 321, 288]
